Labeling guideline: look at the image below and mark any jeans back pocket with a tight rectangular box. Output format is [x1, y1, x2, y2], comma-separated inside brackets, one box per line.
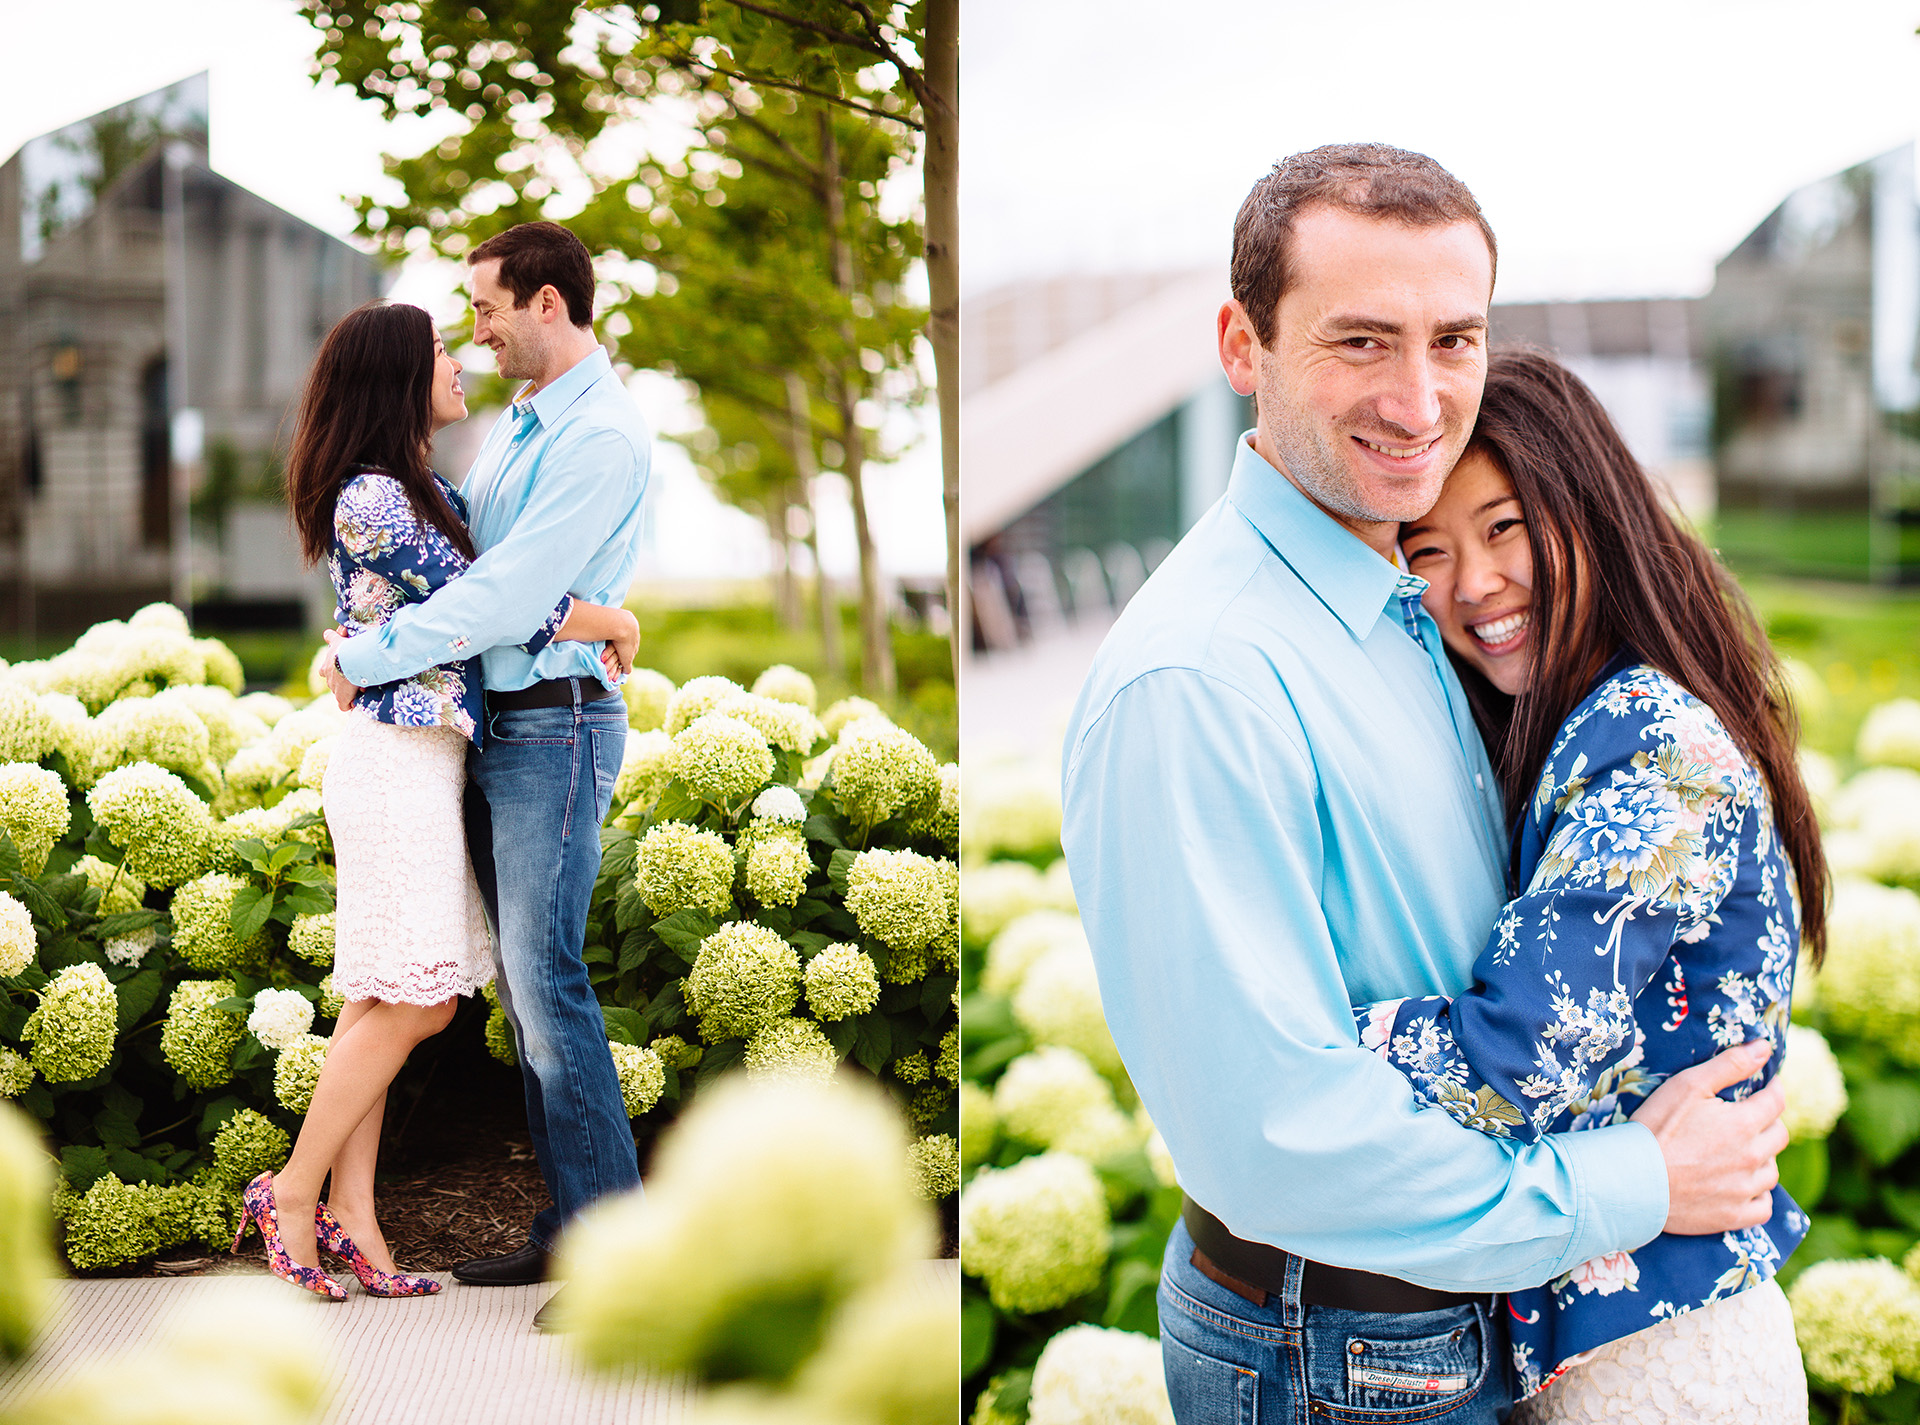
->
[1343, 1313, 1482, 1414]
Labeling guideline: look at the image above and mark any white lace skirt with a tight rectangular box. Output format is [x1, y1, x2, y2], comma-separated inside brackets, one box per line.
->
[323, 712, 493, 1006]
[1512, 1279, 1807, 1424]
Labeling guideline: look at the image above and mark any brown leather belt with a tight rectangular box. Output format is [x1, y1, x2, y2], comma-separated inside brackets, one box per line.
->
[486, 677, 617, 712]
[1183, 1198, 1478, 1313]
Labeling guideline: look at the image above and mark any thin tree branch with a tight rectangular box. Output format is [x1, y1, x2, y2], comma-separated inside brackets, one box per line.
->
[712, 0, 895, 62]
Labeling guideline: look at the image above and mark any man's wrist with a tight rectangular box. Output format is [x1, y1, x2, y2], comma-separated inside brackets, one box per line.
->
[1546, 1121, 1668, 1265]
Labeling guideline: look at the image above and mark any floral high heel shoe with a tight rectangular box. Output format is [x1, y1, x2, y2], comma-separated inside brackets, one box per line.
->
[315, 1201, 442, 1297]
[235, 1172, 348, 1301]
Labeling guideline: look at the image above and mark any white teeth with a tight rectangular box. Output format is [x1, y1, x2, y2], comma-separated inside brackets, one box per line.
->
[1360, 437, 1435, 458]
[1471, 611, 1530, 645]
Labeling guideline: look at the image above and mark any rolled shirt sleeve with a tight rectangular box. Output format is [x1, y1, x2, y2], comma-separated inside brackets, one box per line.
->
[334, 426, 641, 690]
[1062, 666, 1670, 1294]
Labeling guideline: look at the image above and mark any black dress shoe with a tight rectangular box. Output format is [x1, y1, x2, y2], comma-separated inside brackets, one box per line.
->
[451, 1242, 552, 1286]
[532, 1286, 568, 1333]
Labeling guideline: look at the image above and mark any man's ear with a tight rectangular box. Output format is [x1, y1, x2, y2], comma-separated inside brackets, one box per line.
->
[1218, 300, 1261, 398]
[537, 284, 565, 325]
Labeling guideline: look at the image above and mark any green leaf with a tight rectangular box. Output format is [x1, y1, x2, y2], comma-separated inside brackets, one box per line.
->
[789, 930, 834, 955]
[615, 882, 649, 933]
[275, 885, 335, 918]
[583, 942, 615, 966]
[1845, 1077, 1920, 1166]
[654, 782, 703, 823]
[212, 996, 253, 1015]
[1884, 1182, 1920, 1234]
[1102, 1256, 1162, 1329]
[827, 848, 856, 895]
[266, 843, 304, 873]
[102, 1082, 142, 1121]
[823, 1018, 857, 1057]
[919, 974, 956, 1022]
[617, 931, 652, 975]
[198, 1096, 246, 1140]
[803, 814, 846, 850]
[0, 827, 24, 883]
[653, 909, 719, 959]
[695, 1037, 745, 1088]
[851, 1011, 892, 1074]
[93, 1107, 141, 1152]
[983, 1369, 1032, 1420]
[959, 1291, 996, 1378]
[107, 1147, 165, 1185]
[233, 838, 272, 871]
[114, 969, 163, 1031]
[6, 874, 66, 929]
[60, 1145, 111, 1192]
[602, 1005, 646, 1046]
[97, 911, 161, 938]
[280, 863, 333, 887]
[229, 885, 274, 942]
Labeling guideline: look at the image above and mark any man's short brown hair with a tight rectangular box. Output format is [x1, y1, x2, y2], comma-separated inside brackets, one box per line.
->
[1231, 144, 1496, 345]
[468, 221, 595, 329]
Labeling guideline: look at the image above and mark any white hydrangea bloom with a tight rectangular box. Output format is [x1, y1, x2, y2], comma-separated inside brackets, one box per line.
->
[750, 785, 808, 824]
[1028, 1324, 1174, 1425]
[247, 988, 316, 1052]
[961, 860, 1048, 948]
[1781, 1023, 1848, 1142]
[1013, 937, 1123, 1077]
[104, 925, 158, 968]
[1830, 766, 1920, 883]
[0, 891, 34, 977]
[993, 1046, 1142, 1162]
[1818, 879, 1920, 1065]
[1859, 698, 1920, 771]
[982, 909, 1088, 998]
[963, 763, 1063, 864]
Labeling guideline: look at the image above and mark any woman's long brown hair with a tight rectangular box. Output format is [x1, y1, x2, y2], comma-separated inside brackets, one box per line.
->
[285, 302, 476, 566]
[1452, 348, 1828, 962]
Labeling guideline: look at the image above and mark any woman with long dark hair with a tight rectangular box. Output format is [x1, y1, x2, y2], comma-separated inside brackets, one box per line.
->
[1351, 349, 1826, 1422]
[231, 301, 638, 1299]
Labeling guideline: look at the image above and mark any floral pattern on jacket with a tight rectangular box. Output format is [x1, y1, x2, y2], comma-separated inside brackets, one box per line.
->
[1352, 658, 1807, 1400]
[328, 470, 571, 745]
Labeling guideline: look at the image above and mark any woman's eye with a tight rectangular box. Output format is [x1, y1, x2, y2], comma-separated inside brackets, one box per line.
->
[1489, 518, 1523, 539]
[1404, 545, 1442, 563]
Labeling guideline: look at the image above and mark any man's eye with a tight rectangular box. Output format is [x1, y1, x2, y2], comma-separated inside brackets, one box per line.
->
[1343, 337, 1376, 350]
[1435, 334, 1472, 349]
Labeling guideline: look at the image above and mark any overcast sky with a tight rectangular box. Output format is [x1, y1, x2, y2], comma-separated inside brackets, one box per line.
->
[0, 0, 943, 580]
[963, 0, 1920, 300]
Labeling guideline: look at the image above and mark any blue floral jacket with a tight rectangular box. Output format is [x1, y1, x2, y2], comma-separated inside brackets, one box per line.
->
[328, 470, 571, 745]
[1353, 656, 1807, 1398]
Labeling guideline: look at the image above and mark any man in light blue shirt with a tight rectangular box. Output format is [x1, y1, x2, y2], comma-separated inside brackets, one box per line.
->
[1060, 146, 1783, 1421]
[328, 222, 649, 1326]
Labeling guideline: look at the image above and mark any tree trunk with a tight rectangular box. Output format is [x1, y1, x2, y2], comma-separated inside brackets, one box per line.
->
[923, 0, 960, 681]
[785, 371, 843, 676]
[765, 495, 801, 629]
[819, 108, 895, 696]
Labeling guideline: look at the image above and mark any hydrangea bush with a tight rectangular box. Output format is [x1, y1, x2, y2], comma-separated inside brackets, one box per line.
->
[584, 666, 959, 1194]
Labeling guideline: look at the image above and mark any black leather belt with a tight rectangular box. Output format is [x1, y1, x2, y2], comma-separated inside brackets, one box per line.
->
[486, 677, 615, 711]
[1183, 1198, 1478, 1313]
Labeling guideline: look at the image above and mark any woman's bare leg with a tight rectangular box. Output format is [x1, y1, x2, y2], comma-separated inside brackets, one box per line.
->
[271, 997, 456, 1270]
[325, 1084, 395, 1272]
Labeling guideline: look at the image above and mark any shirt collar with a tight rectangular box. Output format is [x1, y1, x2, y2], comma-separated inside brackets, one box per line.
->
[1224, 432, 1404, 640]
[510, 346, 613, 428]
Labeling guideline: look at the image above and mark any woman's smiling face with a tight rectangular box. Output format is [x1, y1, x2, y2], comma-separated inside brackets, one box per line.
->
[1401, 447, 1535, 695]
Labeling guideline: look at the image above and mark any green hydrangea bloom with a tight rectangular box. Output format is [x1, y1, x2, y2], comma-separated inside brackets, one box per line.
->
[649, 1034, 701, 1071]
[73, 855, 146, 916]
[908, 1134, 959, 1200]
[609, 1042, 666, 1116]
[205, 803, 293, 873]
[211, 1109, 291, 1190]
[0, 683, 51, 763]
[666, 674, 747, 735]
[792, 1269, 959, 1425]
[685, 922, 802, 1040]
[959, 1083, 997, 1167]
[909, 1080, 953, 1130]
[906, 762, 960, 851]
[223, 742, 288, 797]
[0, 892, 33, 979]
[621, 668, 676, 731]
[235, 691, 294, 727]
[289, 911, 335, 968]
[171, 871, 269, 972]
[1815, 880, 1920, 1065]
[833, 718, 940, 828]
[745, 829, 812, 908]
[93, 696, 217, 785]
[959, 1152, 1113, 1313]
[969, 1376, 1026, 1425]
[317, 974, 344, 1019]
[295, 735, 336, 792]
[0, 763, 69, 877]
[153, 684, 268, 767]
[983, 910, 1088, 998]
[273, 1034, 329, 1114]
[614, 730, 676, 812]
[751, 664, 817, 710]
[994, 1046, 1142, 1162]
[717, 692, 825, 754]
[23, 964, 117, 1082]
[877, 942, 931, 986]
[965, 765, 1064, 863]
[845, 848, 950, 951]
[1014, 939, 1125, 1078]
[802, 943, 880, 1021]
[1783, 1023, 1848, 1142]
[893, 1052, 930, 1085]
[673, 713, 775, 806]
[1788, 1257, 1920, 1393]
[0, 1101, 55, 1357]
[64, 1174, 173, 1269]
[961, 861, 1048, 947]
[37, 691, 97, 786]
[160, 978, 244, 1089]
[87, 761, 213, 887]
[820, 697, 885, 741]
[0, 1048, 33, 1098]
[485, 1005, 518, 1066]
[743, 1018, 838, 1083]
[185, 1173, 244, 1250]
[129, 602, 190, 634]
[1027, 1323, 1175, 1425]
[935, 1026, 958, 1082]
[635, 822, 735, 918]
[194, 636, 247, 695]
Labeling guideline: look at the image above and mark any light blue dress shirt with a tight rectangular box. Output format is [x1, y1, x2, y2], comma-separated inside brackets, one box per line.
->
[333, 346, 651, 694]
[1059, 434, 1671, 1293]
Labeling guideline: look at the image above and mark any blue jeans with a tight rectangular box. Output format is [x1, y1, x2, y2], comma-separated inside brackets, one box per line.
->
[465, 686, 638, 1251]
[1158, 1218, 1511, 1425]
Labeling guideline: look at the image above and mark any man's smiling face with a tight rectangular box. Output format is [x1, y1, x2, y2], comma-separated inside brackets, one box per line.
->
[1252, 205, 1493, 539]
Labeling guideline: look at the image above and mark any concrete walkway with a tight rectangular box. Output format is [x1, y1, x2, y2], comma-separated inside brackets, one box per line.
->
[0, 1261, 960, 1424]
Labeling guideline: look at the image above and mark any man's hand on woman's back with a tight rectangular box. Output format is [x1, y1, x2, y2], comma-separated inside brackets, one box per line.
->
[1630, 1038, 1786, 1236]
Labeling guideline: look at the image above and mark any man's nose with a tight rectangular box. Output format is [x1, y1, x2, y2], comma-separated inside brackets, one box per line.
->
[1375, 350, 1443, 437]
